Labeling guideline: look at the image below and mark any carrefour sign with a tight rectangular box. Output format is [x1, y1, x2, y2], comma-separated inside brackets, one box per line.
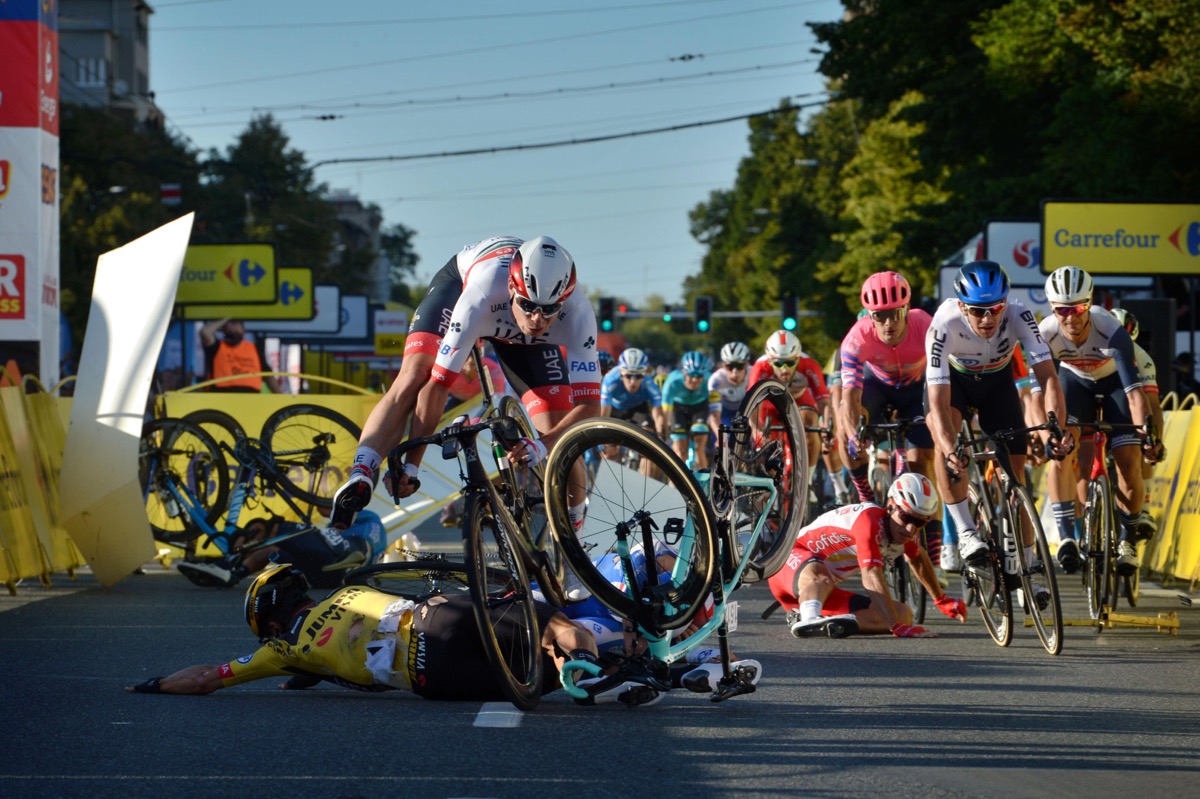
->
[1041, 201, 1200, 275]
[176, 243, 277, 303]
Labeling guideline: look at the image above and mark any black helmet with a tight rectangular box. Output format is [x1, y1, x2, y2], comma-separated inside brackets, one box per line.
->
[244, 563, 310, 638]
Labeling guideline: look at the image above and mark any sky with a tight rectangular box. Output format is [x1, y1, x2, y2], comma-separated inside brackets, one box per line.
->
[148, 0, 844, 308]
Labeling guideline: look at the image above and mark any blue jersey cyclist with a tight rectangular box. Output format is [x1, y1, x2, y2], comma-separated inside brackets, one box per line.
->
[600, 347, 666, 436]
[661, 351, 722, 469]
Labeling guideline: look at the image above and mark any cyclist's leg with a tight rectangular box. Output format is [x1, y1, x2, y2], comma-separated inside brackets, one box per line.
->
[689, 425, 711, 469]
[798, 403, 820, 489]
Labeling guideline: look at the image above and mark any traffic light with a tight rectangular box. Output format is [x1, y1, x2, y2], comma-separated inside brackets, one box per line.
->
[599, 297, 615, 332]
[781, 294, 799, 331]
[694, 296, 713, 334]
[662, 304, 673, 323]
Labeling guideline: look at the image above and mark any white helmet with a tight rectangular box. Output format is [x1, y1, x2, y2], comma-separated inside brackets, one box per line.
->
[764, 330, 801, 361]
[617, 347, 650, 375]
[887, 473, 940, 519]
[509, 236, 577, 306]
[720, 341, 751, 365]
[1045, 266, 1093, 306]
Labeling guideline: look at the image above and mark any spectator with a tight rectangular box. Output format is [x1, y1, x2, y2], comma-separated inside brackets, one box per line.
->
[199, 318, 280, 393]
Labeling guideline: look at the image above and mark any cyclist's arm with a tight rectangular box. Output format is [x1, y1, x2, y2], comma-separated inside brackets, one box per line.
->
[859, 564, 905, 629]
[403, 379, 454, 469]
[925, 383, 958, 456]
[905, 545, 948, 604]
[1029, 360, 1067, 428]
[129, 663, 228, 695]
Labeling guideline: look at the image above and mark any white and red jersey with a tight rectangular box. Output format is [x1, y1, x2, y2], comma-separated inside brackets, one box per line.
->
[1037, 306, 1141, 390]
[429, 237, 600, 403]
[788, 503, 916, 581]
[748, 353, 829, 408]
[840, 309, 932, 391]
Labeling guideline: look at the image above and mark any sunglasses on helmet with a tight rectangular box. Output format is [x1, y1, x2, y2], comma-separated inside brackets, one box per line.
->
[514, 296, 563, 317]
[770, 358, 799, 369]
[1052, 303, 1089, 318]
[870, 308, 906, 323]
[963, 302, 1006, 319]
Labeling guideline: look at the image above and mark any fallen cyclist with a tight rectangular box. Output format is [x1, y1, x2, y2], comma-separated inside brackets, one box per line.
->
[767, 473, 968, 639]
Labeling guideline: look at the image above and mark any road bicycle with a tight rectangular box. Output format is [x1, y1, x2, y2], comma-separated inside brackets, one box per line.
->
[384, 345, 562, 710]
[856, 409, 929, 624]
[954, 414, 1065, 655]
[1076, 394, 1157, 620]
[139, 405, 362, 585]
[545, 378, 805, 702]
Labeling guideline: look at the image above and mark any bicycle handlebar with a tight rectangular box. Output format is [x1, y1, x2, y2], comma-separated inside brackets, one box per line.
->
[947, 412, 1066, 483]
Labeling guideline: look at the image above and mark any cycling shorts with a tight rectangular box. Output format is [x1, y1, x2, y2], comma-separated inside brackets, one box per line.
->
[860, 371, 933, 449]
[925, 367, 1027, 455]
[668, 401, 711, 440]
[1061, 369, 1141, 450]
[611, 402, 654, 427]
[768, 554, 870, 614]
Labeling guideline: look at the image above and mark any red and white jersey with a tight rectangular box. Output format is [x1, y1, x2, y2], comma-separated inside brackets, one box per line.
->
[788, 503, 917, 582]
[748, 353, 829, 408]
[430, 237, 600, 403]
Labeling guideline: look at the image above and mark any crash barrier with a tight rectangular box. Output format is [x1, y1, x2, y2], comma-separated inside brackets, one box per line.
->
[0, 372, 476, 592]
[0, 378, 87, 594]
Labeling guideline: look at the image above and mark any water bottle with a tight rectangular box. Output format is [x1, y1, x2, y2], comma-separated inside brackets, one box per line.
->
[161, 490, 181, 518]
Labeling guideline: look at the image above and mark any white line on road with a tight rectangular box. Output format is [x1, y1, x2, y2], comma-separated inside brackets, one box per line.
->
[472, 702, 523, 728]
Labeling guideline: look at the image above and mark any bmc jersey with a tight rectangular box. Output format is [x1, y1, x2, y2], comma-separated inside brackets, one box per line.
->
[747, 354, 829, 407]
[708, 368, 748, 413]
[1038, 307, 1141, 390]
[428, 237, 600, 403]
[600, 366, 663, 411]
[661, 369, 720, 411]
[925, 297, 1051, 385]
[839, 309, 932, 391]
[782, 503, 918, 582]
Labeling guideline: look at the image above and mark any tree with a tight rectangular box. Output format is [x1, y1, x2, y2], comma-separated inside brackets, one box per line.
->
[379, 220, 420, 305]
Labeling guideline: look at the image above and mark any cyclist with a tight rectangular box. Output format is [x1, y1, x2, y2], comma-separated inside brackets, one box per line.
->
[1111, 307, 1164, 537]
[1038, 267, 1163, 575]
[597, 349, 617, 377]
[925, 260, 1073, 571]
[330, 236, 601, 539]
[748, 329, 834, 492]
[710, 341, 752, 427]
[838, 271, 947, 578]
[127, 563, 602, 701]
[767, 473, 967, 638]
[661, 351, 721, 469]
[599, 347, 667, 477]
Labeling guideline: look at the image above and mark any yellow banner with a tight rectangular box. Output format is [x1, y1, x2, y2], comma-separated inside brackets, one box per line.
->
[177, 244, 277, 304]
[1042, 201, 1200, 275]
[179, 267, 314, 321]
[374, 309, 408, 355]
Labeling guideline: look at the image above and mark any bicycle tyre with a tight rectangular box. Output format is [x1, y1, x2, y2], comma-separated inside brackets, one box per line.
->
[342, 559, 474, 601]
[1011, 484, 1062, 655]
[735, 379, 808, 580]
[463, 491, 544, 710]
[1083, 477, 1112, 621]
[968, 482, 1011, 646]
[182, 409, 248, 454]
[140, 418, 229, 545]
[259, 404, 362, 508]
[543, 417, 717, 634]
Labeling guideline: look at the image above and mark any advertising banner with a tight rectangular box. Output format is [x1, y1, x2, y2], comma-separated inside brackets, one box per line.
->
[176, 243, 277, 304]
[249, 284, 342, 334]
[1042, 200, 1200, 275]
[179, 266, 314, 321]
[0, 0, 60, 384]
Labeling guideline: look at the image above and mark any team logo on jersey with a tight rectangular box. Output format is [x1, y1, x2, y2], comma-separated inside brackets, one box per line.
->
[450, 321, 462, 333]
[583, 336, 595, 349]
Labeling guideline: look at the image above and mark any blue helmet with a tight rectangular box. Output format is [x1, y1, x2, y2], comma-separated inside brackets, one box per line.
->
[954, 260, 1010, 305]
[597, 350, 616, 371]
[680, 351, 712, 377]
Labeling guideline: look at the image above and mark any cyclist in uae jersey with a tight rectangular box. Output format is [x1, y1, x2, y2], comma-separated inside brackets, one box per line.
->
[925, 261, 1072, 571]
[838, 271, 948, 577]
[331, 236, 600, 536]
[126, 564, 596, 701]
[748, 330, 833, 492]
[1037, 267, 1163, 575]
[768, 473, 965, 639]
[661, 353, 721, 468]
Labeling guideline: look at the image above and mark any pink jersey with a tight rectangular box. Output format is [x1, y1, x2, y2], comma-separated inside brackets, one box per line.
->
[840, 309, 932, 391]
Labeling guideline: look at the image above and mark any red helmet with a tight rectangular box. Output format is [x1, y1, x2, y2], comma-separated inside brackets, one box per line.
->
[861, 271, 911, 311]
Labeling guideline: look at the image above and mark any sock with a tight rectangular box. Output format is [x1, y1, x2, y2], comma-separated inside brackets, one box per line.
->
[569, 503, 587, 533]
[924, 520, 943, 565]
[1117, 509, 1133, 543]
[799, 599, 822, 622]
[1053, 501, 1076, 542]
[946, 499, 974, 535]
[352, 446, 382, 477]
[942, 505, 958, 545]
[1074, 515, 1085, 540]
[849, 463, 875, 503]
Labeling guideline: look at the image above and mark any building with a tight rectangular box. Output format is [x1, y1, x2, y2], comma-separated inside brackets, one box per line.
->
[326, 189, 391, 303]
[58, 0, 163, 126]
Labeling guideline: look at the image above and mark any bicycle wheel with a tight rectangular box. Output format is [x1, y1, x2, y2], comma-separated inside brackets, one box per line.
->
[139, 418, 229, 545]
[463, 492, 543, 710]
[1083, 477, 1113, 621]
[1011, 484, 1062, 655]
[259, 404, 362, 509]
[967, 483, 1011, 646]
[734, 379, 807, 580]
[543, 417, 717, 634]
[342, 559, 474, 601]
[182, 409, 247, 454]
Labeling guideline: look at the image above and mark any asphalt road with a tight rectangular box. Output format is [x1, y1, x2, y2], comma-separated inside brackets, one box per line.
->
[3, 557, 1199, 799]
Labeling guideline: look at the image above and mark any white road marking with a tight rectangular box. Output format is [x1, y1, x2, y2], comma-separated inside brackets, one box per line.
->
[472, 702, 523, 728]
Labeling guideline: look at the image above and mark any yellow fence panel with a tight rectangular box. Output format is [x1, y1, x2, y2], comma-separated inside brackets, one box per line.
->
[0, 387, 49, 589]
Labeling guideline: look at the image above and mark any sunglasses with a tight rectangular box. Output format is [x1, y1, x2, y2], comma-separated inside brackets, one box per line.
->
[725, 362, 747, 370]
[1052, 303, 1089, 318]
[770, 358, 799, 369]
[963, 302, 1006, 319]
[514, 296, 563, 317]
[897, 511, 930, 529]
[870, 308, 906, 323]
[621, 372, 645, 381]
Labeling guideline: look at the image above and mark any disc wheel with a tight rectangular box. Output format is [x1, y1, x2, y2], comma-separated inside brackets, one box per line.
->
[968, 483, 1012, 646]
[259, 404, 362, 508]
[1011, 485, 1062, 655]
[463, 492, 543, 711]
[543, 417, 717, 634]
[139, 418, 229, 545]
